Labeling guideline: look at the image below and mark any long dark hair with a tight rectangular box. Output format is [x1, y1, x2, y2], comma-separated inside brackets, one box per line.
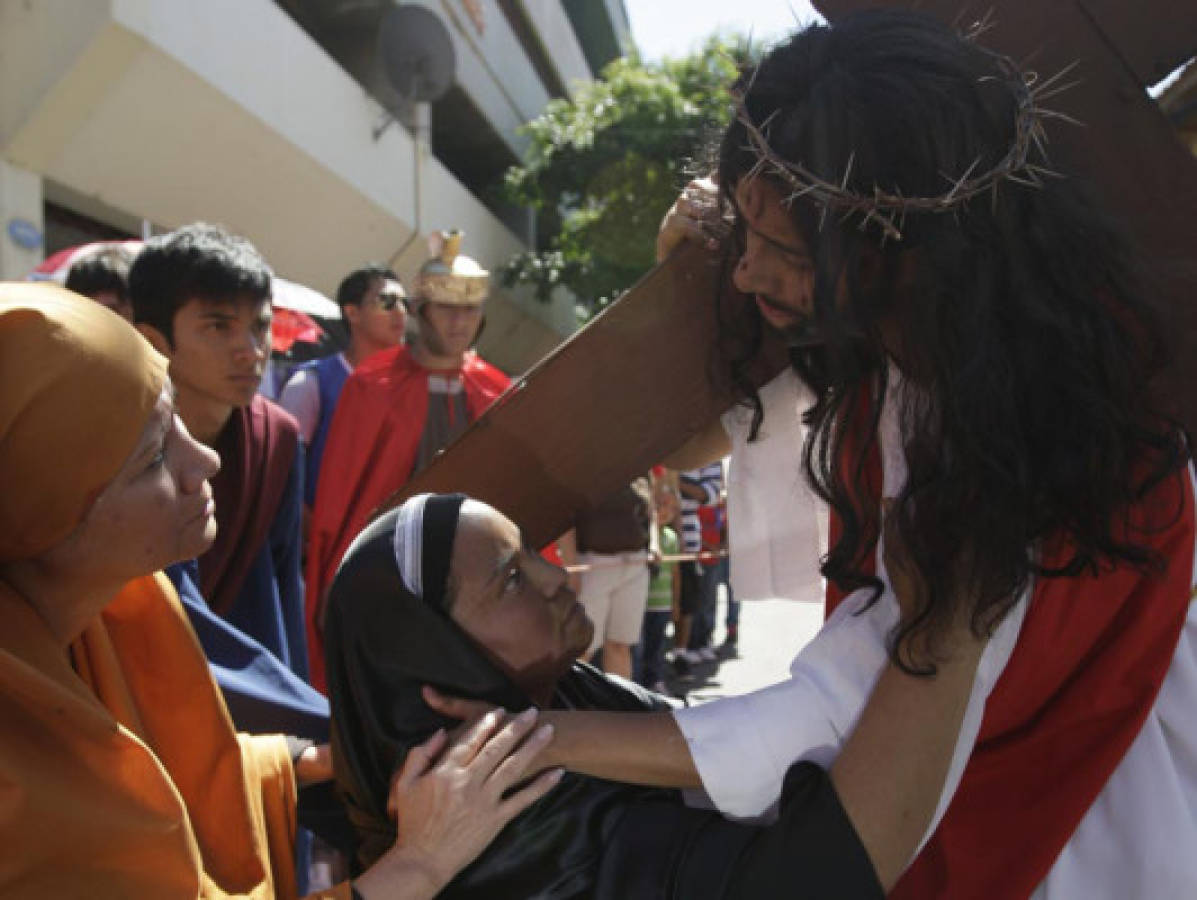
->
[716, 10, 1186, 670]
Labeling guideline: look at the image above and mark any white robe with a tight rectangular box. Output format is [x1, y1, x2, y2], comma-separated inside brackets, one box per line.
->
[680, 369, 1197, 896]
[721, 369, 826, 604]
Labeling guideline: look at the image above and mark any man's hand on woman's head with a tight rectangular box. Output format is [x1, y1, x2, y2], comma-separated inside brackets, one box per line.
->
[656, 177, 727, 263]
[355, 705, 562, 900]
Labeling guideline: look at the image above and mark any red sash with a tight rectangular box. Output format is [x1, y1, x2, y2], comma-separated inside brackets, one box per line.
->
[824, 401, 1193, 898]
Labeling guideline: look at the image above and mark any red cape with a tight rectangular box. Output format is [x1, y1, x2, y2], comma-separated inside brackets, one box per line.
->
[825, 398, 1193, 898]
[305, 345, 509, 691]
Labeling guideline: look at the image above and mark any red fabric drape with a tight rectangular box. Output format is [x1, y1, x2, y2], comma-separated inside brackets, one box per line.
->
[890, 465, 1192, 898]
[823, 392, 1192, 897]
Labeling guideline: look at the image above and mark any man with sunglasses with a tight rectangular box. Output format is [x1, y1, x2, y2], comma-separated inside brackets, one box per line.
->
[305, 231, 510, 691]
[279, 264, 408, 509]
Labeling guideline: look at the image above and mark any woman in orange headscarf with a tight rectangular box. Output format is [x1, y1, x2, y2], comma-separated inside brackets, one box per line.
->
[0, 282, 560, 899]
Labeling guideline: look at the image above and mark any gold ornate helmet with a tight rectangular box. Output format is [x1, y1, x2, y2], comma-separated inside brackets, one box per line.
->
[415, 230, 489, 307]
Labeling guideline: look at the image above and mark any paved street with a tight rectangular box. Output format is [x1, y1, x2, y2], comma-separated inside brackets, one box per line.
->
[664, 588, 825, 704]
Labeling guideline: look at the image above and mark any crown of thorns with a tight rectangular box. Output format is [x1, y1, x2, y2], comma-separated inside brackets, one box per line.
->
[736, 22, 1081, 242]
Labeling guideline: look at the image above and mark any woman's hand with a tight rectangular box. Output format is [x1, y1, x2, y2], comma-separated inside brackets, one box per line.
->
[354, 707, 563, 900]
[656, 176, 727, 262]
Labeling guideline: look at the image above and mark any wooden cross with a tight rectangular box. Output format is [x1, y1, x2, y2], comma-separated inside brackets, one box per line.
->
[386, 3, 1197, 545]
[385, 244, 785, 546]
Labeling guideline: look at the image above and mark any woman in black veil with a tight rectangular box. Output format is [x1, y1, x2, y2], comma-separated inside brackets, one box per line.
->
[326, 493, 985, 898]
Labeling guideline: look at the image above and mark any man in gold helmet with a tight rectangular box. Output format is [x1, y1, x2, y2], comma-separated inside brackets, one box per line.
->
[305, 231, 510, 690]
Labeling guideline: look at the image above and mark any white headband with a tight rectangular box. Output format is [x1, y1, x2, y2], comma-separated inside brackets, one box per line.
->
[393, 493, 431, 598]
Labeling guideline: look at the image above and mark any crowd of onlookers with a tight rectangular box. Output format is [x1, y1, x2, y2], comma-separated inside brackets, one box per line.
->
[42, 223, 750, 891]
[59, 230, 748, 710]
[46, 224, 511, 888]
[566, 464, 740, 696]
[10, 9, 1197, 896]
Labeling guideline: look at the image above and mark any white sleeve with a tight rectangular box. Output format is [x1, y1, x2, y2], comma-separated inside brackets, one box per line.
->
[673, 577, 1028, 834]
[673, 588, 896, 821]
[277, 368, 321, 445]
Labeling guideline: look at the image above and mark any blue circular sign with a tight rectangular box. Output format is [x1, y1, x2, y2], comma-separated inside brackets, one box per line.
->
[7, 218, 43, 251]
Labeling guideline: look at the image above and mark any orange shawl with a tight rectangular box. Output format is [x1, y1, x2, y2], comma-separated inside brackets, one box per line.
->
[0, 284, 349, 897]
[0, 572, 333, 897]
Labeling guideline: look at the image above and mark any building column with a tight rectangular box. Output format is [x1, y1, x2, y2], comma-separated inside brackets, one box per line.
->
[0, 160, 44, 280]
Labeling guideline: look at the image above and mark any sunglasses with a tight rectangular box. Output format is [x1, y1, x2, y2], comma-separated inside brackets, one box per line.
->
[375, 291, 409, 313]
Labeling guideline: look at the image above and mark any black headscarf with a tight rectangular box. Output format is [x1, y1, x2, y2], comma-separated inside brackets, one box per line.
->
[325, 496, 883, 899]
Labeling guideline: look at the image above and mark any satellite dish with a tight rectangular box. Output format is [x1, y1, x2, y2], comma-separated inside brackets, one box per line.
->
[377, 5, 456, 104]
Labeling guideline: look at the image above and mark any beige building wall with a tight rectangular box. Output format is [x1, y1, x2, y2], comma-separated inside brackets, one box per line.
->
[0, 160, 44, 281]
[0, 0, 583, 372]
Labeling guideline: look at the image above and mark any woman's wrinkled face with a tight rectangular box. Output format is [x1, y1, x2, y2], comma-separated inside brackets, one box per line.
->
[54, 384, 221, 582]
[448, 501, 593, 693]
[732, 177, 816, 334]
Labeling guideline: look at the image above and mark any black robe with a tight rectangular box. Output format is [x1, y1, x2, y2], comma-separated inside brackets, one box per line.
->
[325, 509, 883, 899]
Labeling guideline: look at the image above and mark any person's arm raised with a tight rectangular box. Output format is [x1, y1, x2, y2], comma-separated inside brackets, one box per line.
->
[656, 176, 725, 264]
[421, 178, 738, 775]
[655, 176, 735, 471]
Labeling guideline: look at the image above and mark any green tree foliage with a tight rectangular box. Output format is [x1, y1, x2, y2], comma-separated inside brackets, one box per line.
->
[501, 37, 751, 317]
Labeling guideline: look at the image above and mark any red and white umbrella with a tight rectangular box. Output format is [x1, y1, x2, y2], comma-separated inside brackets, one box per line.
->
[272, 277, 340, 320]
[29, 239, 144, 282]
[268, 279, 341, 353]
[28, 240, 337, 352]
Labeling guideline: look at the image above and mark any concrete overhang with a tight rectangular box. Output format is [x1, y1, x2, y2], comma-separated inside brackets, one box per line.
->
[1, 0, 573, 373]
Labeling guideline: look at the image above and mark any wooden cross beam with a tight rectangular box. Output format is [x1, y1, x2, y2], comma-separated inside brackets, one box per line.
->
[384, 244, 786, 547]
[387, 3, 1197, 544]
[817, 0, 1197, 434]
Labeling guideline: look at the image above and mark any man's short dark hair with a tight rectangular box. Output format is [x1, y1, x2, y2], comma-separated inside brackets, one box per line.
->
[128, 223, 272, 345]
[65, 244, 134, 303]
[336, 264, 401, 309]
[336, 264, 402, 336]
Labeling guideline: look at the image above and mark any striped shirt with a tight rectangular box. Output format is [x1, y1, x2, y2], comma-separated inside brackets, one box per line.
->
[679, 462, 723, 553]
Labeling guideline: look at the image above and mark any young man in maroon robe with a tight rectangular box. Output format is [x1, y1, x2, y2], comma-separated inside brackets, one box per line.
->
[305, 232, 510, 690]
[129, 224, 327, 739]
